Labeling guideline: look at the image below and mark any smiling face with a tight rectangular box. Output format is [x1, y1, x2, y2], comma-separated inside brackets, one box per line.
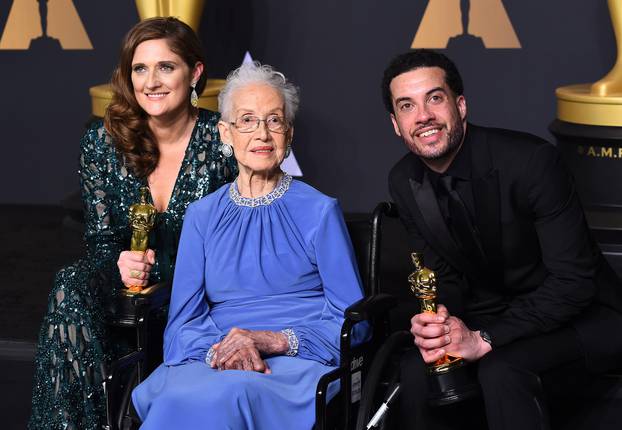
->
[389, 67, 467, 169]
[131, 38, 203, 120]
[218, 83, 292, 177]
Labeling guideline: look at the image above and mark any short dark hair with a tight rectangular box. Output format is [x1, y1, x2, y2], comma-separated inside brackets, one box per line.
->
[381, 49, 464, 114]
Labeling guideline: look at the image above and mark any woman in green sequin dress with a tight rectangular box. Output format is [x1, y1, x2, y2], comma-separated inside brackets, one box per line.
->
[28, 18, 236, 429]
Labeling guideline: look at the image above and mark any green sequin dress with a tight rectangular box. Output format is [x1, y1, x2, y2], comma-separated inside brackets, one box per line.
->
[28, 109, 236, 430]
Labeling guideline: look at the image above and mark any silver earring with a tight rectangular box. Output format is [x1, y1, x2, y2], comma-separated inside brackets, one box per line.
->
[285, 144, 292, 158]
[221, 143, 233, 158]
[190, 82, 199, 107]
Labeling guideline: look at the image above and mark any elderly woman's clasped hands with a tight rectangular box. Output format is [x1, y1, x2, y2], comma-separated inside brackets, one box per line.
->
[210, 328, 290, 372]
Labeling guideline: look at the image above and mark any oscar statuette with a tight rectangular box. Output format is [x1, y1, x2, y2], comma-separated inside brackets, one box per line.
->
[127, 187, 156, 294]
[409, 252, 479, 406]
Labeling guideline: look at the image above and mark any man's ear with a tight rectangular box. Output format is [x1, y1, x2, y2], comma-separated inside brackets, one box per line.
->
[390, 113, 402, 137]
[457, 95, 467, 121]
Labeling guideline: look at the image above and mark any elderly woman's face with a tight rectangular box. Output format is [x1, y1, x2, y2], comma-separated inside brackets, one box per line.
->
[131, 38, 202, 120]
[220, 83, 292, 176]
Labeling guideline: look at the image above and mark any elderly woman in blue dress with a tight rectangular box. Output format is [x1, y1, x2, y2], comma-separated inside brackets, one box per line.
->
[131, 62, 365, 428]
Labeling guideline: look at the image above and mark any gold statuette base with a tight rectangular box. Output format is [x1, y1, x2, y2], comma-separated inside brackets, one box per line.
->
[429, 354, 465, 375]
[124, 286, 143, 295]
[135, 0, 206, 33]
[557, 84, 622, 127]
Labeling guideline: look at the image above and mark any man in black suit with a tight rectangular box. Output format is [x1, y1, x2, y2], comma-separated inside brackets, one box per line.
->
[384, 49, 622, 429]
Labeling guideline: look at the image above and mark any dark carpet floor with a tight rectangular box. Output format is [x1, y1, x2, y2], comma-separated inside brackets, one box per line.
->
[1, 352, 36, 429]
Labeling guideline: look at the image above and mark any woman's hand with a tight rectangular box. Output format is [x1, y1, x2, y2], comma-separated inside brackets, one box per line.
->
[117, 249, 156, 288]
[212, 343, 271, 373]
[211, 328, 288, 370]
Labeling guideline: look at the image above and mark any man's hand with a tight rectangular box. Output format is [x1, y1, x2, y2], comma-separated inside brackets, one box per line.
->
[410, 304, 491, 363]
[210, 328, 288, 372]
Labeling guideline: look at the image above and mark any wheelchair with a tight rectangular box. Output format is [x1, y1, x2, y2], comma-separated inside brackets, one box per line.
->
[102, 282, 171, 430]
[103, 204, 403, 430]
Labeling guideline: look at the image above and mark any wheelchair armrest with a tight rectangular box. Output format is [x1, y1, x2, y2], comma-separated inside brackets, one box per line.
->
[107, 350, 145, 380]
[315, 367, 343, 430]
[107, 282, 171, 327]
[345, 293, 398, 322]
[131, 281, 172, 310]
[316, 367, 342, 397]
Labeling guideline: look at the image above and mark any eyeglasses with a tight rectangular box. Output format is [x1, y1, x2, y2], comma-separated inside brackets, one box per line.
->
[229, 114, 289, 133]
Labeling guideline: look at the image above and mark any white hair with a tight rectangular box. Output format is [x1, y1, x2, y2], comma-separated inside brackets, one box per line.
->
[218, 61, 300, 123]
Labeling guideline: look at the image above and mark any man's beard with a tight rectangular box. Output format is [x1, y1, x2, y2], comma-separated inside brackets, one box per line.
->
[415, 119, 464, 161]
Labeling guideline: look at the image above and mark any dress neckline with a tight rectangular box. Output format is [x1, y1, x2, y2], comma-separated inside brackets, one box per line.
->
[147, 109, 204, 215]
[229, 173, 292, 207]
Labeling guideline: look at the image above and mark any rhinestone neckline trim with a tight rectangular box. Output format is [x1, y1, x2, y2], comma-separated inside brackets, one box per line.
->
[229, 173, 292, 207]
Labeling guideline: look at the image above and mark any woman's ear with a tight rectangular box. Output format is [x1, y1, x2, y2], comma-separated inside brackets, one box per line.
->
[192, 62, 204, 86]
[218, 120, 232, 145]
[287, 125, 294, 144]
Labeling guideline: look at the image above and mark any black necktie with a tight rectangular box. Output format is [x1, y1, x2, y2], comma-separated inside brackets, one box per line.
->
[440, 175, 485, 264]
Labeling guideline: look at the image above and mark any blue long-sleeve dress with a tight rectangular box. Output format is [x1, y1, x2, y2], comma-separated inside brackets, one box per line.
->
[132, 174, 365, 429]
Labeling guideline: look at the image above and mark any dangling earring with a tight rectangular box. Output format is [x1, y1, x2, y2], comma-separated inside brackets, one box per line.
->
[285, 144, 292, 158]
[190, 82, 199, 108]
[221, 143, 233, 158]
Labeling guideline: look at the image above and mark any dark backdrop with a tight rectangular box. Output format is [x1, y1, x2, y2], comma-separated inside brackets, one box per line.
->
[0, 0, 615, 212]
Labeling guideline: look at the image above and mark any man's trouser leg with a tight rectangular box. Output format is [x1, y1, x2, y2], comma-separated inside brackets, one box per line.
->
[400, 326, 583, 430]
[478, 327, 583, 430]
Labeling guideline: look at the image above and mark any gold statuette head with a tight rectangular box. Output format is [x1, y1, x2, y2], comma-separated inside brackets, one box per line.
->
[408, 252, 438, 313]
[128, 187, 156, 252]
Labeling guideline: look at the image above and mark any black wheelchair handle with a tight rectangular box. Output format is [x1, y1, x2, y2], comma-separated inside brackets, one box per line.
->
[345, 293, 398, 322]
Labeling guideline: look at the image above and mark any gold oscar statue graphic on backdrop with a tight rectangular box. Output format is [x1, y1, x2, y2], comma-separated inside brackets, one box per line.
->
[135, 0, 205, 37]
[556, 0, 622, 127]
[412, 0, 520, 49]
[0, 0, 92, 50]
[127, 187, 157, 294]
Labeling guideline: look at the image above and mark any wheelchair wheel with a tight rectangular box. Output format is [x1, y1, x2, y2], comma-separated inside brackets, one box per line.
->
[356, 330, 412, 430]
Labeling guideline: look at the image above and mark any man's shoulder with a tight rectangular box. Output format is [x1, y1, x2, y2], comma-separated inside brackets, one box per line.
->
[469, 123, 549, 153]
[389, 151, 419, 184]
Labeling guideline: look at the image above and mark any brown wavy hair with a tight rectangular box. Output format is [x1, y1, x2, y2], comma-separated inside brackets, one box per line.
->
[104, 17, 207, 178]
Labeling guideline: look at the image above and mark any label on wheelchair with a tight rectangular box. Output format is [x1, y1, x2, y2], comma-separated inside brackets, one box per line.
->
[351, 371, 362, 403]
[350, 355, 364, 371]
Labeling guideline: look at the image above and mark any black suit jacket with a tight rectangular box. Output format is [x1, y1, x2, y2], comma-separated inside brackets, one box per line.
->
[389, 124, 622, 372]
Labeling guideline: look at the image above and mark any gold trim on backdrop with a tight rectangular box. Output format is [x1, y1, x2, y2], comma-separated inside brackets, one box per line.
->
[556, 0, 622, 126]
[135, 0, 205, 32]
[89, 81, 225, 118]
